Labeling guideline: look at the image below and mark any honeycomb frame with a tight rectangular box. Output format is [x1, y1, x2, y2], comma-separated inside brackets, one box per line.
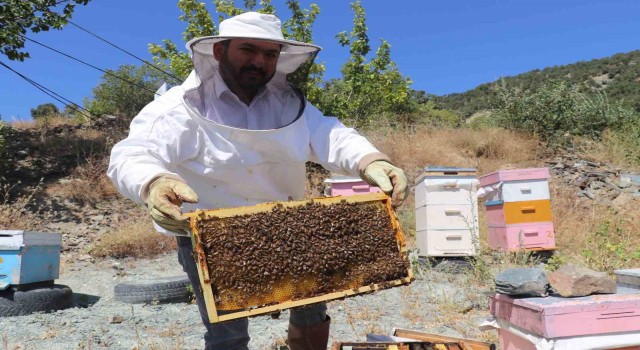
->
[186, 192, 413, 323]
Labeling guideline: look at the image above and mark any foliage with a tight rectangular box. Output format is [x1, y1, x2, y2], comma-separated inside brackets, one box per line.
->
[603, 121, 640, 167]
[282, 0, 324, 103]
[435, 50, 640, 117]
[85, 64, 166, 120]
[30, 102, 60, 121]
[581, 216, 640, 272]
[491, 80, 637, 144]
[0, 0, 91, 61]
[316, 1, 412, 127]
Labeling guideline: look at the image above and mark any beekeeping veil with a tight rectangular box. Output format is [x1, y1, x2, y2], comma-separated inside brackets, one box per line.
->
[186, 12, 321, 98]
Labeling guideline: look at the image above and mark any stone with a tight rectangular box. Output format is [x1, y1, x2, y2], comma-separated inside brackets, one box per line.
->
[495, 267, 549, 297]
[577, 189, 595, 199]
[548, 264, 616, 297]
[611, 192, 637, 209]
[110, 315, 125, 324]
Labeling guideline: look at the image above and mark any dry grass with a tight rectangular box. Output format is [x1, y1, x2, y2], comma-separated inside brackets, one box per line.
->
[9, 116, 79, 130]
[363, 126, 542, 182]
[550, 181, 640, 272]
[0, 181, 48, 231]
[45, 154, 118, 206]
[89, 213, 177, 259]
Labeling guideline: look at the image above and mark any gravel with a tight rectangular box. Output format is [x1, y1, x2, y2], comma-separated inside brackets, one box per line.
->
[0, 252, 495, 349]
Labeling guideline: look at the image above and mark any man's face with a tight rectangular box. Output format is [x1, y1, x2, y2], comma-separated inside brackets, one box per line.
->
[214, 39, 281, 91]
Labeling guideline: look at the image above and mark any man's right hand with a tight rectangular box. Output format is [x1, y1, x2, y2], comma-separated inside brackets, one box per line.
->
[146, 177, 199, 232]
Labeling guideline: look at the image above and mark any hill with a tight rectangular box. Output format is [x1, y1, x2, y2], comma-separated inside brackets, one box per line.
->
[432, 50, 640, 117]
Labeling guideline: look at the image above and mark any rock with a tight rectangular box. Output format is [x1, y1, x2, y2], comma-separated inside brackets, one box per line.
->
[110, 315, 125, 324]
[495, 267, 549, 297]
[611, 193, 637, 208]
[577, 189, 595, 199]
[548, 264, 616, 297]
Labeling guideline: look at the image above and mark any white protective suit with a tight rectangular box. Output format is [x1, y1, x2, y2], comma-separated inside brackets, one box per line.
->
[107, 26, 388, 236]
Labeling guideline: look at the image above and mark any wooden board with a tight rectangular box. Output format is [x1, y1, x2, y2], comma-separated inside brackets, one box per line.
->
[393, 329, 496, 350]
[185, 192, 413, 323]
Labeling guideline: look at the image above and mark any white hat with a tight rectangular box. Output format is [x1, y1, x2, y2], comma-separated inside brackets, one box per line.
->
[187, 12, 321, 72]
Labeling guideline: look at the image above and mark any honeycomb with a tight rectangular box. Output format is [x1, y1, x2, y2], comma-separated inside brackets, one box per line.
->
[193, 198, 411, 310]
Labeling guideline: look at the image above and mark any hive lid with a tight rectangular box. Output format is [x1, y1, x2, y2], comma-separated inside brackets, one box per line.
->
[491, 286, 640, 315]
[423, 166, 477, 173]
[0, 230, 62, 249]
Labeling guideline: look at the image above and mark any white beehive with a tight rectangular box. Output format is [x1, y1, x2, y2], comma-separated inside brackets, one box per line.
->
[414, 167, 479, 257]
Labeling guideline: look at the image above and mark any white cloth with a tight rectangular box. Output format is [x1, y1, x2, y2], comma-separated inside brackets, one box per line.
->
[107, 33, 382, 236]
[202, 71, 300, 129]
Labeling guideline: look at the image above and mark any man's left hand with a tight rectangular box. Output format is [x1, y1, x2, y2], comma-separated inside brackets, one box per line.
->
[363, 161, 408, 207]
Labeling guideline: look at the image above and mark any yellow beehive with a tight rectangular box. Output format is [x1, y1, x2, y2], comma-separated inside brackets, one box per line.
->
[185, 192, 413, 323]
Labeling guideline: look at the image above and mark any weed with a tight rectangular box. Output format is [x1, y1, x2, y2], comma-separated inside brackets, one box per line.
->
[89, 212, 177, 259]
[0, 178, 47, 230]
[582, 215, 640, 271]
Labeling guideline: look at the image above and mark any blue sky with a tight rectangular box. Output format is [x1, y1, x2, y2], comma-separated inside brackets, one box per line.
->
[2, 0, 639, 120]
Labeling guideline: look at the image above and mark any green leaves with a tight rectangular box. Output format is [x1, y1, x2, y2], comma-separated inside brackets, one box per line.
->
[30, 102, 60, 121]
[85, 64, 166, 120]
[317, 0, 412, 127]
[491, 80, 640, 145]
[1, 0, 91, 61]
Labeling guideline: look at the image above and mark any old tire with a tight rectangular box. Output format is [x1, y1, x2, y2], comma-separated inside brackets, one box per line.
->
[113, 276, 192, 304]
[0, 284, 73, 317]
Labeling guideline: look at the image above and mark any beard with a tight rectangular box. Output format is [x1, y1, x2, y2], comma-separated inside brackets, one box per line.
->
[218, 51, 275, 91]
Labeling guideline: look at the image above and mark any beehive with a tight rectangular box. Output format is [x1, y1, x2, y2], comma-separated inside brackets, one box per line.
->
[186, 192, 413, 323]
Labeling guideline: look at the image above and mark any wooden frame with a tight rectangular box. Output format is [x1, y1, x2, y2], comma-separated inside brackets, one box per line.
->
[393, 328, 496, 350]
[185, 192, 413, 323]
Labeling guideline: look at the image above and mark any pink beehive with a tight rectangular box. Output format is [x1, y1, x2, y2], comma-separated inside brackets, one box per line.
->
[323, 176, 382, 197]
[479, 167, 556, 252]
[489, 287, 640, 349]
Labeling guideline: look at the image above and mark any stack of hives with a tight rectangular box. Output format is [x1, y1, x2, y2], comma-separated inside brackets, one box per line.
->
[188, 193, 412, 322]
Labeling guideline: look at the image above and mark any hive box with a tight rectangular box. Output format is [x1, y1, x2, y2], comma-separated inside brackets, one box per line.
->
[479, 168, 555, 252]
[323, 176, 382, 197]
[0, 230, 63, 290]
[487, 223, 555, 251]
[489, 287, 640, 339]
[414, 167, 479, 257]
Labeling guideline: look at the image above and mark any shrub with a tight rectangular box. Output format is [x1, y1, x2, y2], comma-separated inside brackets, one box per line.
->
[89, 213, 177, 259]
[491, 80, 636, 144]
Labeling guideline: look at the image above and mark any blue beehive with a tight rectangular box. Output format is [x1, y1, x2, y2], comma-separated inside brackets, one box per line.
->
[0, 230, 62, 290]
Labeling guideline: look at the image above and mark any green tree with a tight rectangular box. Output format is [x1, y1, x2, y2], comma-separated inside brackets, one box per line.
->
[148, 0, 325, 97]
[85, 64, 166, 120]
[1, 0, 91, 61]
[30, 102, 60, 121]
[317, 0, 412, 127]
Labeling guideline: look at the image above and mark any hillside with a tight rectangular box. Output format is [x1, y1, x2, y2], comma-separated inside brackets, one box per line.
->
[433, 50, 640, 117]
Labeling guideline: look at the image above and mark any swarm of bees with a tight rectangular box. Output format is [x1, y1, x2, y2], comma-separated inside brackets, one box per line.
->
[196, 200, 410, 309]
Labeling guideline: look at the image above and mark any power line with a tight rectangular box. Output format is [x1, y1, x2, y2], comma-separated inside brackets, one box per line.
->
[19, 33, 161, 97]
[65, 21, 184, 83]
[25, 0, 184, 83]
[0, 60, 96, 121]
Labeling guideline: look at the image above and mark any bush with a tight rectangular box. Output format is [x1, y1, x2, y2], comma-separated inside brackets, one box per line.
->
[89, 213, 177, 259]
[491, 80, 636, 144]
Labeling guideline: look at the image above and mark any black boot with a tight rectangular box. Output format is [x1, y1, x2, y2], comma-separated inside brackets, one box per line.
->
[287, 316, 331, 350]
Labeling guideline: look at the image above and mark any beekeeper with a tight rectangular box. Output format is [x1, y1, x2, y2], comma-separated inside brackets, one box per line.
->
[108, 11, 408, 350]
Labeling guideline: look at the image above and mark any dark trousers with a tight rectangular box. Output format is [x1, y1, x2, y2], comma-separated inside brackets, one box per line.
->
[176, 237, 327, 350]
